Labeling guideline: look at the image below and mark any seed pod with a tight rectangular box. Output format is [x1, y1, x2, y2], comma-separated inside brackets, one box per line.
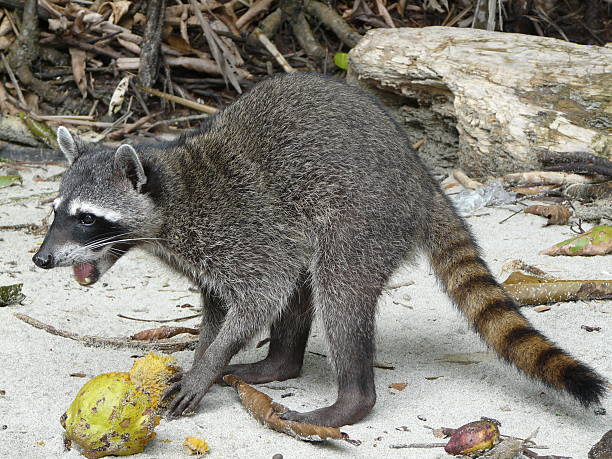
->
[444, 420, 500, 455]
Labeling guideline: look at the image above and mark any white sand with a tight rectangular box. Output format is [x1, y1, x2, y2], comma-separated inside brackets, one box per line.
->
[0, 164, 609, 458]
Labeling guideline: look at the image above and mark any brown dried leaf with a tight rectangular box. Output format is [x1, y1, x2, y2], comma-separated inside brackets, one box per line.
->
[165, 34, 194, 54]
[224, 375, 348, 441]
[68, 48, 87, 97]
[389, 382, 408, 391]
[533, 305, 551, 312]
[0, 34, 14, 50]
[131, 326, 199, 341]
[98, 1, 132, 25]
[524, 204, 571, 225]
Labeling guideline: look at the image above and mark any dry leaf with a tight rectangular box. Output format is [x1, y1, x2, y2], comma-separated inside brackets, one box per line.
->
[108, 75, 131, 115]
[524, 204, 571, 225]
[98, 1, 132, 25]
[541, 225, 612, 256]
[502, 271, 612, 305]
[0, 15, 12, 36]
[224, 375, 348, 441]
[533, 305, 551, 312]
[69, 48, 87, 97]
[0, 34, 14, 50]
[389, 382, 408, 391]
[131, 326, 199, 341]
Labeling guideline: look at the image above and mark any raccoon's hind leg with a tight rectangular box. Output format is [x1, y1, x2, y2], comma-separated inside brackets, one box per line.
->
[223, 277, 313, 383]
[280, 226, 396, 427]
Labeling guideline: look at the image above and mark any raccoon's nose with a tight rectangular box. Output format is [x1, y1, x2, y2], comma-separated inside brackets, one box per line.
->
[33, 252, 54, 269]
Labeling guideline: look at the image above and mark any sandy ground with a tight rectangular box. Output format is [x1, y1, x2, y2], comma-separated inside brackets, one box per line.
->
[0, 163, 609, 459]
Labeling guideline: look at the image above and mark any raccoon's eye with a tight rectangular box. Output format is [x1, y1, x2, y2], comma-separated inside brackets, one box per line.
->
[79, 213, 96, 226]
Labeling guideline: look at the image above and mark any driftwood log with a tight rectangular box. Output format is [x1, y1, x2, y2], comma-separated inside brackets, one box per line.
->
[348, 27, 612, 177]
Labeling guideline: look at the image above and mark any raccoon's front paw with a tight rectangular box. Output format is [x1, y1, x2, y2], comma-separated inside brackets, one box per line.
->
[162, 370, 211, 418]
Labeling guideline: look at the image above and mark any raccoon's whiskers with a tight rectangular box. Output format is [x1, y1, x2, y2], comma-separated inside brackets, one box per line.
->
[87, 237, 165, 250]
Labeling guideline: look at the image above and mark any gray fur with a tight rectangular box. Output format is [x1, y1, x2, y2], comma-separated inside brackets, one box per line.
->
[35, 73, 601, 428]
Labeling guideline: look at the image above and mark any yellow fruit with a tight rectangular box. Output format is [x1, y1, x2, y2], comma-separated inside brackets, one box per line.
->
[61, 372, 160, 459]
[444, 419, 500, 455]
[129, 353, 181, 407]
[183, 437, 210, 455]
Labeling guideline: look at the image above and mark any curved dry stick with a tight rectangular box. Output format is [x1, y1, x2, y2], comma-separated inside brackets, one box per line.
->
[224, 374, 348, 441]
[14, 313, 198, 353]
[237, 0, 275, 29]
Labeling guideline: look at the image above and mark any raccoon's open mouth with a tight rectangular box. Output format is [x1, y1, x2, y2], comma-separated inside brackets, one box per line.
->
[73, 262, 99, 286]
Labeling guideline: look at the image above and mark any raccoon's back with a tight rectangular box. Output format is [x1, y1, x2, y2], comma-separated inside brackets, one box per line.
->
[178, 73, 434, 215]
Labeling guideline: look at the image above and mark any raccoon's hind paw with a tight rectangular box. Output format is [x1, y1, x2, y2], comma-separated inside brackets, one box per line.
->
[279, 399, 373, 428]
[162, 370, 211, 418]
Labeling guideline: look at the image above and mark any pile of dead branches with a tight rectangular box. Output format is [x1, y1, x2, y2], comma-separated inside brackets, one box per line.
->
[0, 0, 608, 149]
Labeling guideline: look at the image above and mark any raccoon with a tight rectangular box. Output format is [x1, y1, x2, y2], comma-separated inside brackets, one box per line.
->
[33, 72, 606, 427]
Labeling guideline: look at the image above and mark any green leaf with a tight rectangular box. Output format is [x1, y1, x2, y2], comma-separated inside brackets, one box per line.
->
[541, 225, 612, 256]
[334, 52, 349, 70]
[0, 175, 22, 188]
[0, 284, 25, 306]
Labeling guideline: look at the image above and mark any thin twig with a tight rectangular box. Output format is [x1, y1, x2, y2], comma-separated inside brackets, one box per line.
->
[136, 85, 218, 114]
[107, 111, 160, 140]
[14, 313, 198, 353]
[117, 313, 201, 323]
[254, 29, 296, 72]
[1, 53, 26, 107]
[149, 113, 210, 128]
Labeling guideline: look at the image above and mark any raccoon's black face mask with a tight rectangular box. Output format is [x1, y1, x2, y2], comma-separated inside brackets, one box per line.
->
[32, 127, 158, 285]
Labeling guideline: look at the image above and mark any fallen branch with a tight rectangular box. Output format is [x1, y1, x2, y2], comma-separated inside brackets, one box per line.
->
[539, 150, 612, 178]
[500, 171, 599, 186]
[502, 272, 612, 306]
[452, 169, 483, 190]
[14, 313, 198, 353]
[224, 374, 348, 441]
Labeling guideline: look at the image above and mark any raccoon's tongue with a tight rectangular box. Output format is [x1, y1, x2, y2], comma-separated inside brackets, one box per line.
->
[73, 262, 98, 286]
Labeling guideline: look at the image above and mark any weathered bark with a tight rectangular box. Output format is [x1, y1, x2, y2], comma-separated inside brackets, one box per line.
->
[348, 27, 612, 177]
[139, 0, 166, 88]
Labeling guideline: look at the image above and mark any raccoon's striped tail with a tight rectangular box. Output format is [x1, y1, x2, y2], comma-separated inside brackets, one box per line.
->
[427, 195, 606, 406]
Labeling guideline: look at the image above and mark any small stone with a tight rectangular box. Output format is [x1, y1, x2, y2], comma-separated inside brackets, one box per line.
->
[272, 454, 283, 459]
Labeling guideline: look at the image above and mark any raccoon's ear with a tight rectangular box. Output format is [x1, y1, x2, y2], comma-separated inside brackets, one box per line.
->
[114, 144, 147, 192]
[57, 126, 80, 164]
